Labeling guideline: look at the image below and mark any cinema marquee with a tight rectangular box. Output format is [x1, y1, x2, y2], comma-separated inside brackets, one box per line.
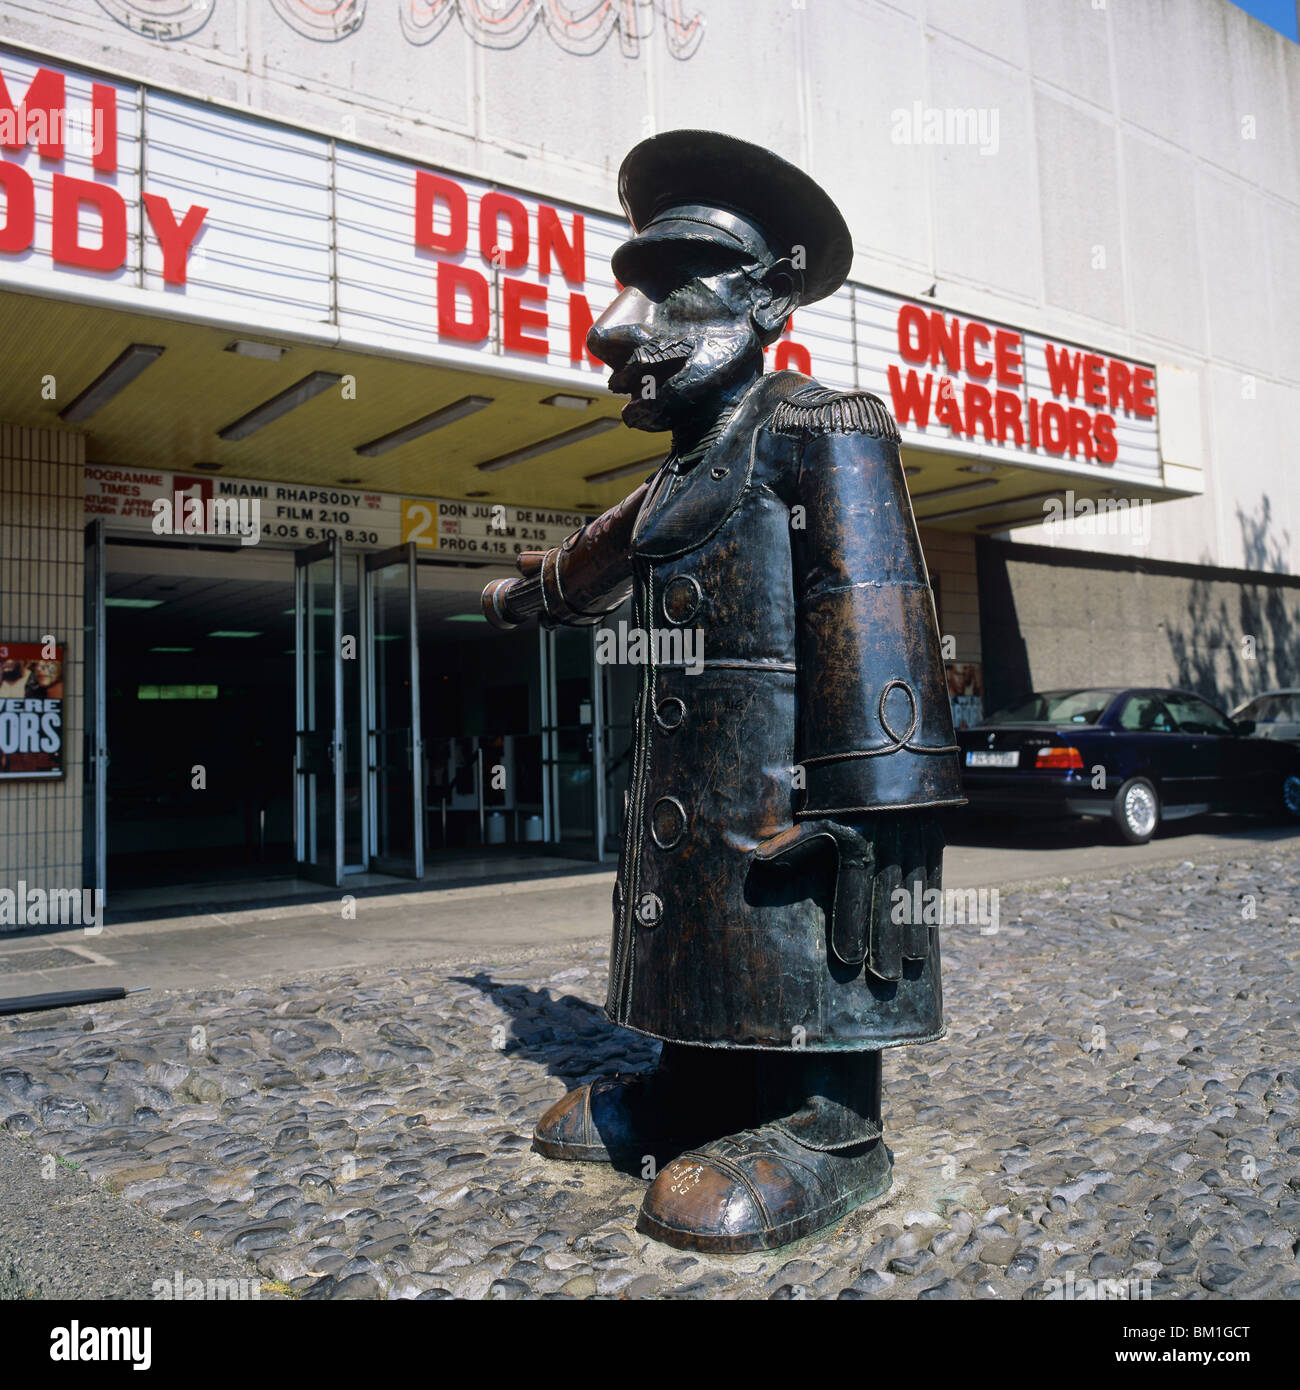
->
[0, 45, 1170, 490]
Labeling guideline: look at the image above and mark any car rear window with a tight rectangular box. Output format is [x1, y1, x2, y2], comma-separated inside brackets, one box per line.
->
[1248, 694, 1300, 723]
[984, 690, 1114, 725]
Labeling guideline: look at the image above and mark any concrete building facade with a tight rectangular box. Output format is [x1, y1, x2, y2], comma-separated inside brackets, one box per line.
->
[0, 0, 1294, 906]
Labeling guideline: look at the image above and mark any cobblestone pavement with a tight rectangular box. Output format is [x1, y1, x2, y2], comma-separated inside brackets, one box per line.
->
[1, 847, 1298, 1300]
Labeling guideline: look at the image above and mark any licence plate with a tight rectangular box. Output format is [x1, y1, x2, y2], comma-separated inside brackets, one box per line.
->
[965, 750, 1019, 768]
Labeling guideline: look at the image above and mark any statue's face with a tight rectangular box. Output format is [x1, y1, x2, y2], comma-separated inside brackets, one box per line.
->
[588, 239, 783, 432]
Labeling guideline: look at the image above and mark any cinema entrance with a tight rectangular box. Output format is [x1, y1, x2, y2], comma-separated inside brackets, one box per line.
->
[87, 530, 620, 909]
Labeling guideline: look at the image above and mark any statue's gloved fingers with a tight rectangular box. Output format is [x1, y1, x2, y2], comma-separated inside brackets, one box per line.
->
[899, 818, 931, 962]
[826, 824, 872, 971]
[924, 815, 945, 915]
[924, 815, 946, 877]
[868, 818, 903, 983]
[752, 821, 833, 868]
[756, 820, 878, 971]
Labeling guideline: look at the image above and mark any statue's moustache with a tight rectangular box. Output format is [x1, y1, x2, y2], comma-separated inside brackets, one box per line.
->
[628, 338, 695, 367]
[609, 338, 695, 396]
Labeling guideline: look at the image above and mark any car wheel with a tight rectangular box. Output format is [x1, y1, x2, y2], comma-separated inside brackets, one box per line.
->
[1112, 776, 1160, 844]
[1283, 773, 1300, 821]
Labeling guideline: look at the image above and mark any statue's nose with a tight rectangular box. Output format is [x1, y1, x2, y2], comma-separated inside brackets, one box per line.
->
[587, 286, 653, 369]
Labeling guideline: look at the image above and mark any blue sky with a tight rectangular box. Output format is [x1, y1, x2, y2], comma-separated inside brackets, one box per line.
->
[1227, 0, 1298, 41]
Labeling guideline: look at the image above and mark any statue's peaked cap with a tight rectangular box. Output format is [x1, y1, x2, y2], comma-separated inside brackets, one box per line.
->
[615, 130, 854, 305]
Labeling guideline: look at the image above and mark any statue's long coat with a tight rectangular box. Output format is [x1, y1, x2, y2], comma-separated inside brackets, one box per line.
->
[604, 370, 964, 1050]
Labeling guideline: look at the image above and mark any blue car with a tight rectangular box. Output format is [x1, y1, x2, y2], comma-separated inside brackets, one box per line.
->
[956, 687, 1300, 844]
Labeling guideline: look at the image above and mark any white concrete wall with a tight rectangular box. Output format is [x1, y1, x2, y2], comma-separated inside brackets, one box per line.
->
[0, 424, 85, 897]
[3, 0, 1296, 575]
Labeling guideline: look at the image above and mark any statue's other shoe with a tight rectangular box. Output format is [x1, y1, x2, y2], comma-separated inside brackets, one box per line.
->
[636, 1123, 893, 1252]
[532, 1074, 701, 1166]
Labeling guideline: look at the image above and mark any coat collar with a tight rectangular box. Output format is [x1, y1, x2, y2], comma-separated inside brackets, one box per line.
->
[630, 370, 812, 560]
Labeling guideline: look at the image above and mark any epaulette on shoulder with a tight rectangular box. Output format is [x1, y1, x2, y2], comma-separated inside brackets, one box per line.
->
[769, 386, 900, 442]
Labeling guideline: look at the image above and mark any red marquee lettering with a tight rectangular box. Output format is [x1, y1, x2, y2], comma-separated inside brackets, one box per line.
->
[502, 276, 549, 357]
[886, 364, 934, 427]
[479, 192, 529, 271]
[1132, 365, 1156, 418]
[1093, 413, 1118, 464]
[1044, 344, 1082, 400]
[994, 329, 1023, 387]
[0, 160, 35, 252]
[436, 260, 489, 342]
[1107, 360, 1133, 412]
[538, 204, 585, 284]
[51, 173, 126, 271]
[142, 192, 207, 285]
[993, 389, 1024, 445]
[1082, 353, 1107, 406]
[567, 291, 602, 367]
[934, 377, 964, 434]
[92, 83, 116, 173]
[930, 312, 961, 374]
[1040, 401, 1069, 454]
[963, 382, 994, 440]
[415, 171, 468, 254]
[1067, 406, 1094, 458]
[896, 304, 929, 365]
[774, 340, 812, 374]
[963, 321, 992, 379]
[0, 66, 65, 159]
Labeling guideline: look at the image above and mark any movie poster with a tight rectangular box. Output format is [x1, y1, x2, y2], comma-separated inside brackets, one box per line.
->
[0, 642, 64, 779]
[946, 661, 984, 731]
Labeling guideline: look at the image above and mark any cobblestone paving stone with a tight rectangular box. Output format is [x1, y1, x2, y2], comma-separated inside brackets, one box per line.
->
[1, 848, 1298, 1300]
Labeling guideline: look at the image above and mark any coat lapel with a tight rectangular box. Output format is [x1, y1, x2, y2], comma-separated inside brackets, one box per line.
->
[630, 371, 810, 561]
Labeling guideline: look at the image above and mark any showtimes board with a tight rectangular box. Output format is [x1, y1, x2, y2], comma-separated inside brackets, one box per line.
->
[83, 465, 589, 559]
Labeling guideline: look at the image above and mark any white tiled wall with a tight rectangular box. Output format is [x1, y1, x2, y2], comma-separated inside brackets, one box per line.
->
[0, 423, 85, 898]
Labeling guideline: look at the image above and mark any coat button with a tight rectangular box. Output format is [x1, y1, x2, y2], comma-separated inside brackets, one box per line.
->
[634, 892, 663, 928]
[649, 796, 687, 849]
[655, 697, 685, 730]
[661, 575, 702, 624]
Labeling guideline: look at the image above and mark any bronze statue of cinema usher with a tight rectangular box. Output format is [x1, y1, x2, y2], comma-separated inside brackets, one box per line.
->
[482, 130, 965, 1253]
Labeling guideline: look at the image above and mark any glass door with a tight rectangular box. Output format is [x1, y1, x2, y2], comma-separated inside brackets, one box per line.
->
[294, 539, 344, 885]
[82, 519, 107, 904]
[365, 544, 423, 878]
[540, 624, 601, 858]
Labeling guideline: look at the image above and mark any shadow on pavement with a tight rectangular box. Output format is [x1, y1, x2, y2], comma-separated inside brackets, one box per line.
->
[450, 971, 653, 1080]
[449, 971, 662, 1177]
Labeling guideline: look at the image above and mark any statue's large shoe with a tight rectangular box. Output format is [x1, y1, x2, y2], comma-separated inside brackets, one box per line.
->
[533, 1073, 724, 1166]
[534, 1045, 760, 1166]
[635, 1123, 893, 1252]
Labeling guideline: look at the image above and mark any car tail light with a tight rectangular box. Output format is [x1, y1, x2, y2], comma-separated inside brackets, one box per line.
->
[1035, 746, 1084, 770]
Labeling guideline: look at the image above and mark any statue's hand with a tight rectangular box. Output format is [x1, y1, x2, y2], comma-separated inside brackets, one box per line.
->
[754, 814, 944, 978]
